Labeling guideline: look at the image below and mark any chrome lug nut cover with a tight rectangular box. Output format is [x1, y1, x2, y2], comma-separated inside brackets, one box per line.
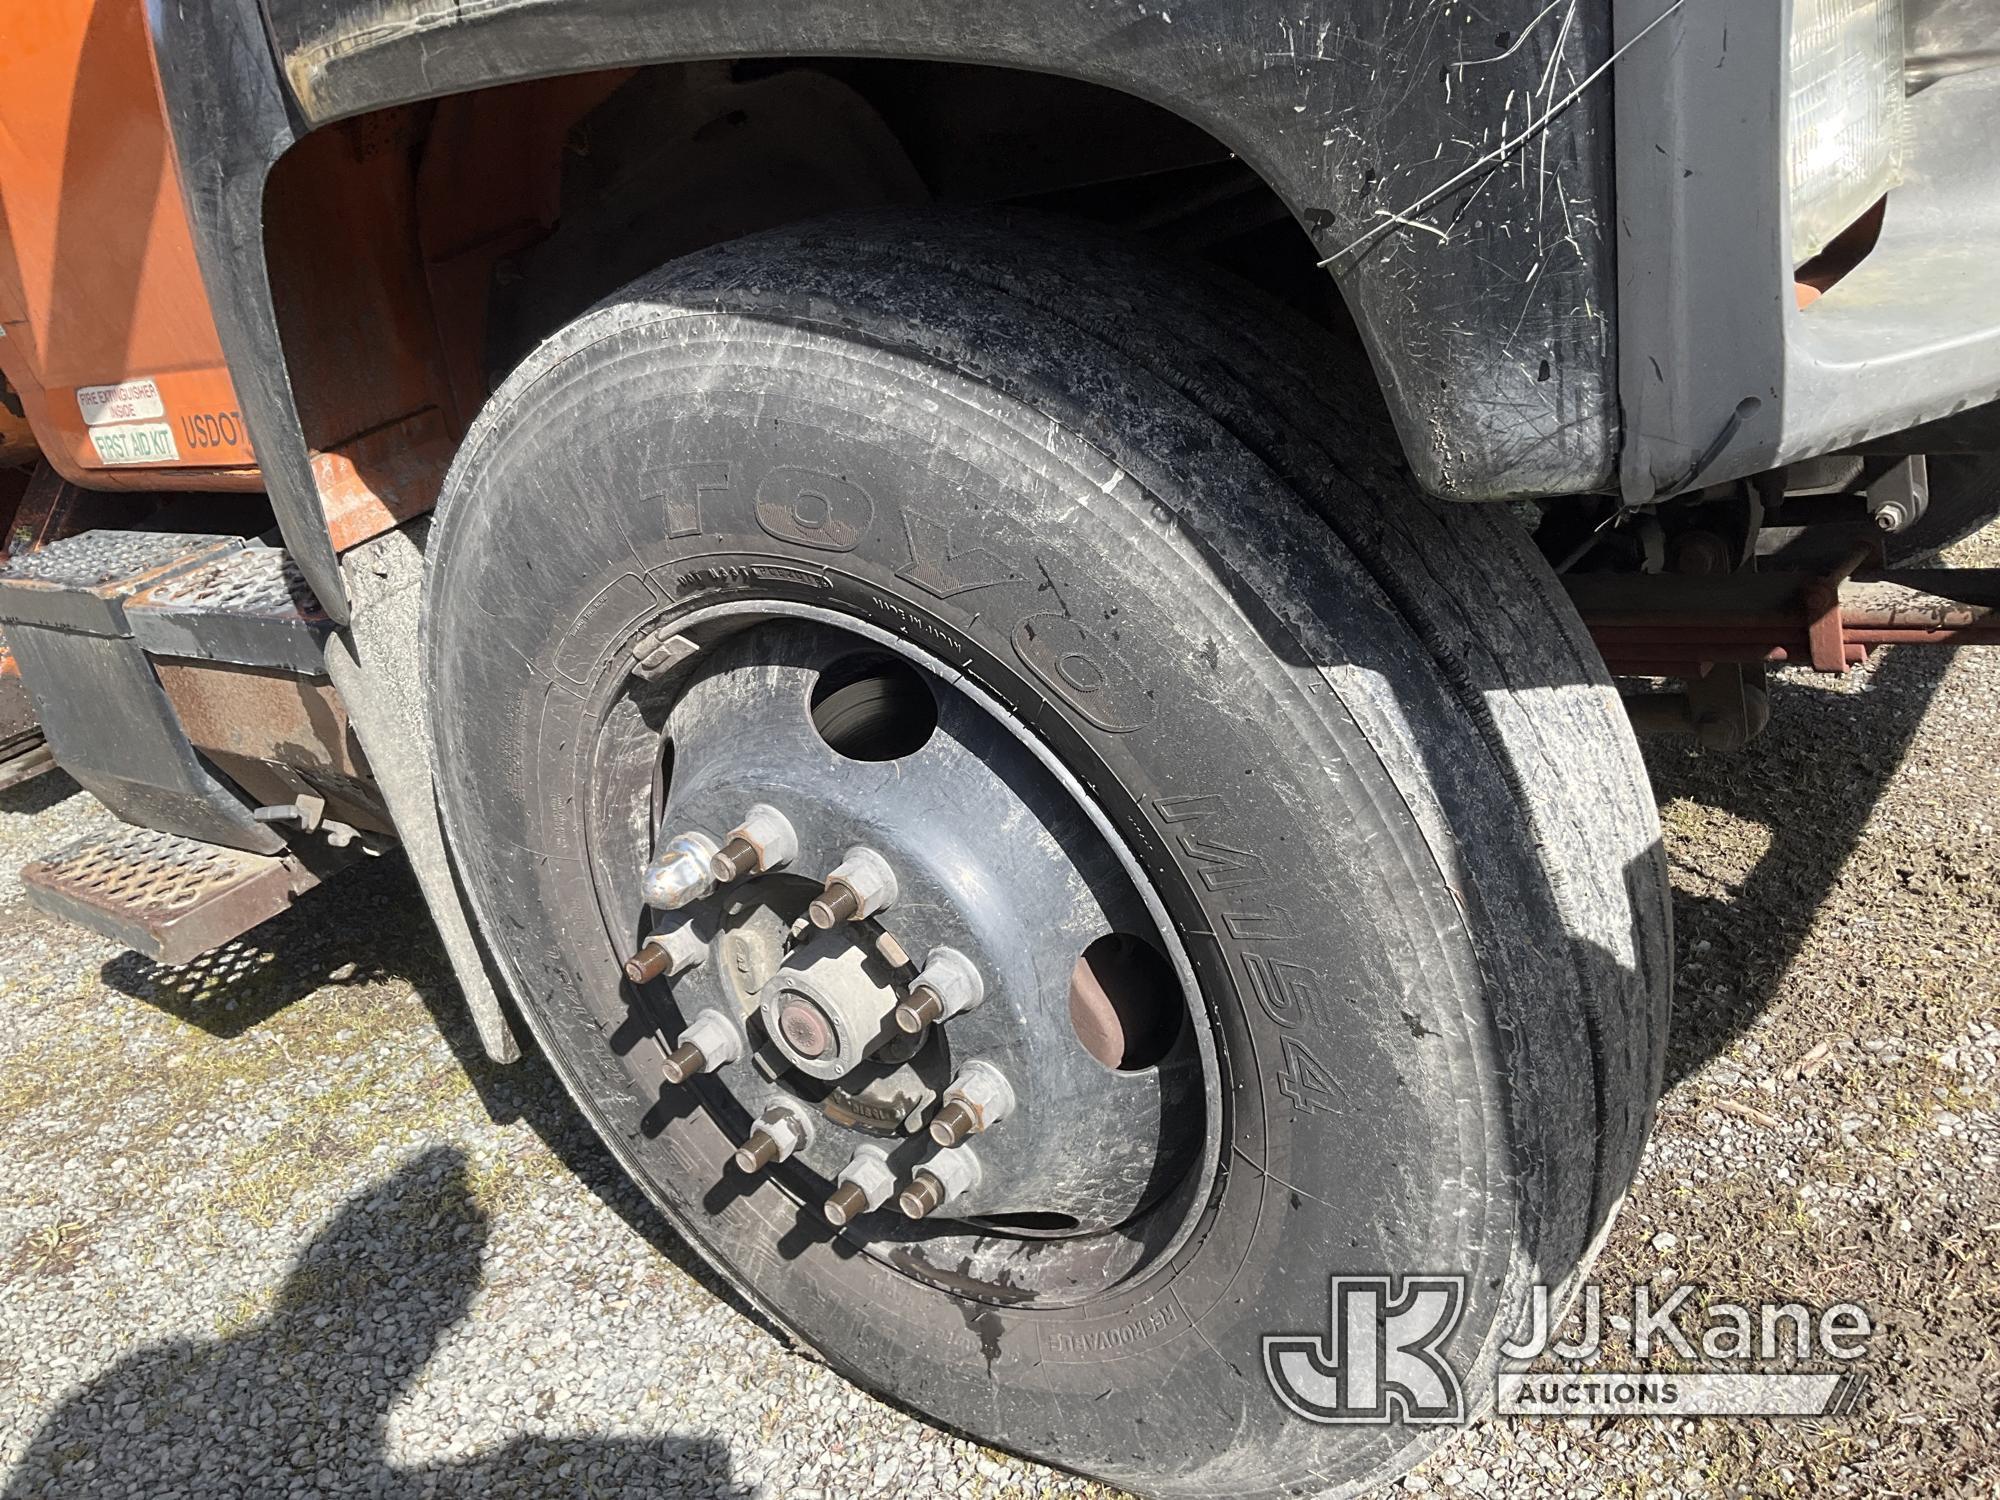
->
[644, 830, 723, 910]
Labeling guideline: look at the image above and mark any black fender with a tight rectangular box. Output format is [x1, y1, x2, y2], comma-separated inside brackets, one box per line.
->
[152, 0, 1622, 617]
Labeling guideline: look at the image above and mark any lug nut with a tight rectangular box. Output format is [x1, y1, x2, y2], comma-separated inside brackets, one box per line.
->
[643, 831, 722, 910]
[893, 946, 984, 1034]
[808, 847, 899, 929]
[928, 1061, 1016, 1148]
[710, 804, 799, 884]
[661, 1009, 743, 1084]
[624, 921, 707, 984]
[733, 1101, 814, 1174]
[822, 1146, 895, 1226]
[898, 1145, 981, 1220]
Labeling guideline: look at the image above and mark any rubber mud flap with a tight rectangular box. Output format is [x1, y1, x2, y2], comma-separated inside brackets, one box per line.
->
[423, 210, 1670, 1499]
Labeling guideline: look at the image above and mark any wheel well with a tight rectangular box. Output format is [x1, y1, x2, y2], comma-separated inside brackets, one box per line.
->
[261, 58, 1365, 546]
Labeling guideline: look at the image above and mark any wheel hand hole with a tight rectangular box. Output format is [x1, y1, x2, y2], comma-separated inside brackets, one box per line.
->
[809, 654, 938, 761]
[1069, 932, 1180, 1071]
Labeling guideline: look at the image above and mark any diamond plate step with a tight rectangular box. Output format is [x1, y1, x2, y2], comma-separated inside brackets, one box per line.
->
[22, 826, 336, 965]
[0, 531, 243, 635]
[128, 545, 332, 674]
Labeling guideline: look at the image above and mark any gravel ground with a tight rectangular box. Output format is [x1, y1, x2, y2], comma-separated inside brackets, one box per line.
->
[1, 536, 1996, 1499]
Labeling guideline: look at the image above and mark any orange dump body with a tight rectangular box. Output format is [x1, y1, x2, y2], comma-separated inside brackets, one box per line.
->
[0, 0, 259, 487]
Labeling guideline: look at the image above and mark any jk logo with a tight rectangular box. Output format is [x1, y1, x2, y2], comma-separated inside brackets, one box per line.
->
[1263, 1275, 1468, 1425]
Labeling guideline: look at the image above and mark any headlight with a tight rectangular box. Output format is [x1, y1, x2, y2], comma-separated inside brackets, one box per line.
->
[1788, 0, 1906, 263]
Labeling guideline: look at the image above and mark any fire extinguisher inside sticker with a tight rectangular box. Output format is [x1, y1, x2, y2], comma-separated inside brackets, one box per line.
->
[76, 378, 166, 426]
[90, 422, 179, 466]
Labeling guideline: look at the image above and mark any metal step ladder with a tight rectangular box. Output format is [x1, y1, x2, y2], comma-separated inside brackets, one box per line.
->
[21, 825, 335, 965]
[3, 531, 355, 964]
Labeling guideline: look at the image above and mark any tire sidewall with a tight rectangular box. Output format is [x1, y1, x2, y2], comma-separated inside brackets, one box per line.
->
[428, 306, 1552, 1495]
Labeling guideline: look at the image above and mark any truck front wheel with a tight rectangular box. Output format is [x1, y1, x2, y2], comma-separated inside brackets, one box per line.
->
[424, 211, 1671, 1497]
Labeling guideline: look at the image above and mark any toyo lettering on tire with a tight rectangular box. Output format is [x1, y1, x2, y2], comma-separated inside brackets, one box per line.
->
[422, 210, 1671, 1498]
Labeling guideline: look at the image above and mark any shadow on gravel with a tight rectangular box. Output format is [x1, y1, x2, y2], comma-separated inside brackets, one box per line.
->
[0, 767, 80, 817]
[96, 854, 437, 1039]
[2, 1148, 749, 1499]
[100, 851, 774, 1334]
[409, 939, 782, 1338]
[1642, 646, 1953, 1088]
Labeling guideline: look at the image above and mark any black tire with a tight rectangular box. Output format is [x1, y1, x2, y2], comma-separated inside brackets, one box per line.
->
[424, 211, 1671, 1497]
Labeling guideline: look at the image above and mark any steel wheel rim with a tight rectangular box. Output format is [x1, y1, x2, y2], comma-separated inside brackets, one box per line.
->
[577, 598, 1226, 1308]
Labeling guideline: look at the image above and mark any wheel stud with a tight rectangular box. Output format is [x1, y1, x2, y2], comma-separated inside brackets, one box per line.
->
[808, 847, 899, 929]
[897, 1146, 981, 1220]
[893, 947, 983, 1034]
[735, 1132, 782, 1174]
[644, 831, 722, 910]
[822, 1181, 870, 1225]
[627, 945, 673, 985]
[661, 1040, 707, 1083]
[709, 804, 798, 885]
[733, 1100, 813, 1174]
[928, 1061, 1016, 1147]
[895, 988, 944, 1034]
[624, 921, 706, 984]
[809, 884, 859, 928]
[661, 1009, 742, 1084]
[897, 1174, 945, 1219]
[928, 1099, 978, 1148]
[712, 836, 760, 883]
[822, 1146, 895, 1226]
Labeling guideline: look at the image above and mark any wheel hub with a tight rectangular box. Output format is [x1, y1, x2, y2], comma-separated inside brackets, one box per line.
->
[613, 620, 1203, 1239]
[775, 995, 833, 1059]
[759, 931, 903, 1080]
